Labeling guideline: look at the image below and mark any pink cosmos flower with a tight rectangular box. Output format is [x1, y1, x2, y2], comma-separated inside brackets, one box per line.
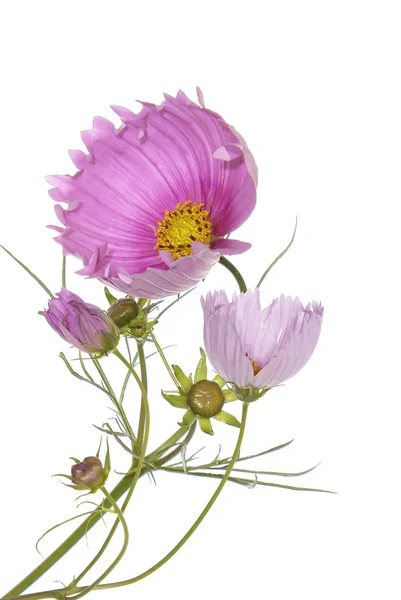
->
[47, 89, 257, 299]
[44, 288, 120, 354]
[202, 290, 323, 390]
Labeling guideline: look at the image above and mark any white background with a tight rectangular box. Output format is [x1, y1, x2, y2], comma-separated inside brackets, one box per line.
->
[0, 1, 400, 599]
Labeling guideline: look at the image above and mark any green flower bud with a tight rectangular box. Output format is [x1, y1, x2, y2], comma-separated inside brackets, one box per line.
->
[187, 379, 225, 418]
[71, 456, 106, 491]
[107, 298, 139, 328]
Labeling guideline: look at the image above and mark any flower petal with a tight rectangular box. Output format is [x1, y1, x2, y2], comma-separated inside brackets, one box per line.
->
[210, 238, 252, 255]
[109, 243, 220, 299]
[253, 301, 323, 388]
[202, 291, 254, 386]
[48, 90, 257, 296]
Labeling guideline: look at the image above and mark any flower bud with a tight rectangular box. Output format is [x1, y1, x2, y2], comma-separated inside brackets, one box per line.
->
[71, 456, 106, 491]
[107, 298, 139, 328]
[45, 288, 120, 354]
[187, 379, 225, 418]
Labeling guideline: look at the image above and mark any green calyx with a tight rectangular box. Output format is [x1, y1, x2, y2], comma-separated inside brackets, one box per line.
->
[162, 348, 241, 435]
[238, 386, 270, 403]
[105, 292, 158, 340]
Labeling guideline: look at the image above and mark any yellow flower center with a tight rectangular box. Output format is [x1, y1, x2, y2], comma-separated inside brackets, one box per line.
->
[154, 201, 212, 260]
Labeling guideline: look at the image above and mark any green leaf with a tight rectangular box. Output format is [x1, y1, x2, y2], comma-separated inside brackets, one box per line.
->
[104, 438, 111, 477]
[162, 391, 188, 409]
[199, 417, 214, 435]
[172, 365, 192, 394]
[0, 244, 53, 298]
[194, 348, 207, 383]
[213, 410, 241, 428]
[256, 218, 298, 289]
[104, 287, 118, 305]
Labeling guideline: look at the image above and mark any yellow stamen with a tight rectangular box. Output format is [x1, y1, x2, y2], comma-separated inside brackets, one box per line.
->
[246, 352, 263, 376]
[154, 201, 212, 260]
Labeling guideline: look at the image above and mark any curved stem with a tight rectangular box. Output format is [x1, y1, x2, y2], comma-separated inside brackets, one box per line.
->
[219, 256, 247, 293]
[91, 358, 136, 447]
[68, 488, 129, 600]
[148, 330, 181, 388]
[93, 402, 249, 591]
[67, 351, 151, 593]
[2, 422, 192, 599]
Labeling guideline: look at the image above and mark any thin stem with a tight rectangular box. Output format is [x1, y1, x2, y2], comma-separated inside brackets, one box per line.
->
[72, 352, 151, 588]
[148, 330, 180, 388]
[135, 342, 147, 450]
[0, 244, 54, 298]
[219, 256, 247, 293]
[61, 255, 66, 289]
[256, 217, 298, 289]
[91, 402, 249, 590]
[2, 424, 191, 599]
[91, 358, 136, 446]
[68, 487, 129, 600]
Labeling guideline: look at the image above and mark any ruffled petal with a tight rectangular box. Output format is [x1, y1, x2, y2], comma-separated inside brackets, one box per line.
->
[108, 242, 220, 299]
[202, 290, 323, 391]
[202, 291, 253, 386]
[253, 302, 323, 388]
[210, 238, 251, 255]
[48, 89, 257, 297]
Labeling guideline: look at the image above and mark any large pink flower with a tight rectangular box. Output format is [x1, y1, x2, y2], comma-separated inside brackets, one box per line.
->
[48, 89, 257, 299]
[202, 290, 324, 390]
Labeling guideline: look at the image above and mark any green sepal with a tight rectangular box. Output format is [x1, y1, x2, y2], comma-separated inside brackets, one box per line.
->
[213, 374, 226, 387]
[172, 365, 192, 394]
[179, 409, 196, 426]
[103, 439, 111, 479]
[104, 287, 118, 305]
[213, 410, 241, 428]
[53, 473, 72, 481]
[223, 389, 237, 402]
[199, 417, 214, 435]
[194, 348, 207, 383]
[162, 391, 188, 409]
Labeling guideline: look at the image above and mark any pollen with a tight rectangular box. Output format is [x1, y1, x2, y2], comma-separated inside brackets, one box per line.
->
[154, 201, 212, 260]
[246, 352, 263, 376]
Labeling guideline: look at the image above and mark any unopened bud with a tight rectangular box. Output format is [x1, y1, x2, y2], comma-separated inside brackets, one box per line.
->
[71, 456, 106, 490]
[187, 379, 225, 418]
[107, 298, 139, 328]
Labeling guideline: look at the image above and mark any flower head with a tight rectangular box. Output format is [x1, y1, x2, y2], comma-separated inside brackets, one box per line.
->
[162, 349, 240, 435]
[47, 89, 257, 299]
[44, 288, 120, 354]
[71, 456, 106, 491]
[202, 290, 323, 397]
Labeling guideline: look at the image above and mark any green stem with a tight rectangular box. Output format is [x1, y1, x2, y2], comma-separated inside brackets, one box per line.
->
[61, 255, 66, 289]
[46, 351, 150, 597]
[68, 487, 130, 600]
[135, 342, 147, 450]
[148, 330, 180, 388]
[91, 358, 136, 448]
[219, 256, 247, 293]
[90, 402, 250, 591]
[2, 421, 192, 599]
